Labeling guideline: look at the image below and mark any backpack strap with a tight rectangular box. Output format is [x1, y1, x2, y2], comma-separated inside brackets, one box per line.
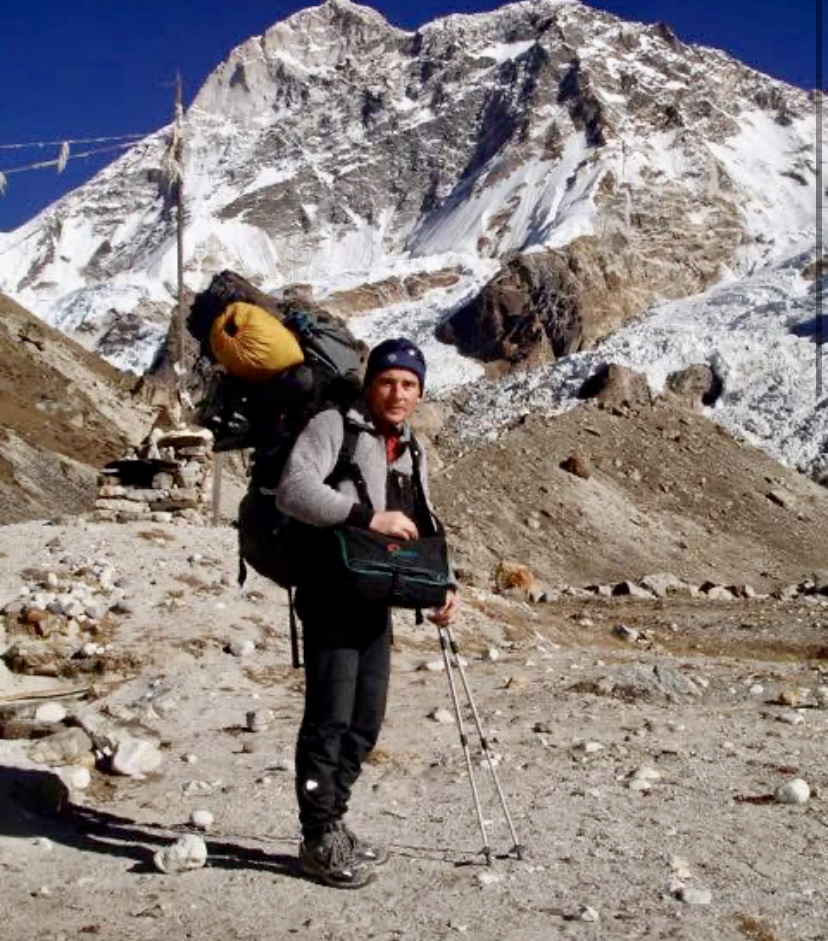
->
[408, 434, 441, 537]
[326, 416, 372, 508]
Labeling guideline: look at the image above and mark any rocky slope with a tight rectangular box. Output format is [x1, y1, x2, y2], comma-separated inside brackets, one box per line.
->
[0, 293, 153, 523]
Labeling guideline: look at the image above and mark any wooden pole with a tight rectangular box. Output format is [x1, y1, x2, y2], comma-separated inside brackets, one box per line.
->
[175, 73, 186, 389]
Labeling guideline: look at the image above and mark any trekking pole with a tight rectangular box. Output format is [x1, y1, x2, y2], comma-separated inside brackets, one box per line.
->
[438, 625, 493, 865]
[441, 624, 525, 861]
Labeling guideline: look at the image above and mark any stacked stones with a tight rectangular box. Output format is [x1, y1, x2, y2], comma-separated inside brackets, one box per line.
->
[94, 428, 214, 524]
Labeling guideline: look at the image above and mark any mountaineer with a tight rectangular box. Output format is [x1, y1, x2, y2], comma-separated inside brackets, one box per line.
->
[274, 337, 460, 888]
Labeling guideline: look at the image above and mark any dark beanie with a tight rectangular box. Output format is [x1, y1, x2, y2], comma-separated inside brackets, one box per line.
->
[363, 337, 426, 391]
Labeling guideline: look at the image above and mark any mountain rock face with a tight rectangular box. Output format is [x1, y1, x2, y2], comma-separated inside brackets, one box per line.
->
[0, 0, 815, 373]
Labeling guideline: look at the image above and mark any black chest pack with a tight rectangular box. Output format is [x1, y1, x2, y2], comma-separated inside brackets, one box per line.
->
[238, 418, 452, 664]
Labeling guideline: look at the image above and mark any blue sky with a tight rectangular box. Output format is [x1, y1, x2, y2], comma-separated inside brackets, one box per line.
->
[0, 0, 821, 231]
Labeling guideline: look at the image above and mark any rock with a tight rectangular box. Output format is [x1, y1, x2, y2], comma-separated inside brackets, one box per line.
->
[665, 364, 721, 409]
[705, 585, 735, 601]
[676, 886, 713, 906]
[560, 453, 592, 479]
[153, 834, 208, 874]
[429, 707, 455, 725]
[3, 642, 64, 677]
[572, 663, 701, 702]
[612, 623, 639, 642]
[190, 809, 214, 831]
[111, 737, 163, 778]
[612, 581, 654, 600]
[29, 727, 94, 766]
[34, 703, 68, 724]
[475, 870, 503, 888]
[484, 647, 500, 662]
[576, 905, 600, 922]
[777, 710, 805, 726]
[774, 779, 810, 805]
[640, 573, 689, 598]
[228, 639, 256, 658]
[628, 765, 662, 792]
[579, 363, 652, 410]
[494, 561, 535, 592]
[418, 660, 445, 673]
[57, 765, 92, 791]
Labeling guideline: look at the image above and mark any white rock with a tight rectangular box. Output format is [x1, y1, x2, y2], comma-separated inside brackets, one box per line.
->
[815, 686, 828, 708]
[33, 837, 54, 851]
[777, 710, 805, 726]
[418, 659, 445, 673]
[46, 572, 59, 588]
[629, 765, 662, 792]
[749, 684, 765, 696]
[775, 778, 810, 805]
[190, 810, 214, 831]
[429, 707, 455, 725]
[229, 639, 256, 658]
[577, 905, 600, 922]
[182, 753, 199, 765]
[677, 886, 713, 906]
[153, 834, 208, 874]
[584, 741, 605, 754]
[35, 703, 67, 724]
[484, 647, 500, 662]
[475, 871, 502, 887]
[613, 623, 639, 642]
[57, 766, 92, 791]
[112, 737, 163, 778]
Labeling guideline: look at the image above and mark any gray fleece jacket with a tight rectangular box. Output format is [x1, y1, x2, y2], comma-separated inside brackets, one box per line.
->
[274, 402, 436, 529]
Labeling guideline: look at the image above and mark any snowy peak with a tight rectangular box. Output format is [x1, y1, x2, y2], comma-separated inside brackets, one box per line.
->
[0, 0, 816, 379]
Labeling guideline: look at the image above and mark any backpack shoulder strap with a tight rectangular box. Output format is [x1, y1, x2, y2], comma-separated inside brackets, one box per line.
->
[325, 413, 372, 508]
[408, 433, 442, 537]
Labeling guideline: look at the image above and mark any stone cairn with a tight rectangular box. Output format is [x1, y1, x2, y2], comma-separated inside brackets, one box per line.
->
[94, 427, 214, 524]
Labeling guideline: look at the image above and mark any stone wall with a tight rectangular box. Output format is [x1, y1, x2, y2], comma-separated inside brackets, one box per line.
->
[94, 428, 214, 524]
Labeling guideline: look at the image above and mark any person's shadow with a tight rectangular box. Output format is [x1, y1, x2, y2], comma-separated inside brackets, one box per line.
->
[0, 764, 302, 878]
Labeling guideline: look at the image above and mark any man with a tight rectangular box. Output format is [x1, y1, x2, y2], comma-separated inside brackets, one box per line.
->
[275, 337, 460, 888]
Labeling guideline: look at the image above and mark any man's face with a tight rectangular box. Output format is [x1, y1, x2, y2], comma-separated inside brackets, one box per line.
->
[365, 368, 422, 428]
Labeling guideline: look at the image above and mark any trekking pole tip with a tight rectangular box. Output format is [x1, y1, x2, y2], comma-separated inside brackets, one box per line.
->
[512, 844, 526, 861]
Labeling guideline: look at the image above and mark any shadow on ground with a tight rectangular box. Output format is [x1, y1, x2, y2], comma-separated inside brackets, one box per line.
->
[0, 764, 302, 878]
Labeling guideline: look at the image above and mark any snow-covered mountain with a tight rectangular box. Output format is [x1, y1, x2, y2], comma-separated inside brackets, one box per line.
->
[0, 0, 821, 475]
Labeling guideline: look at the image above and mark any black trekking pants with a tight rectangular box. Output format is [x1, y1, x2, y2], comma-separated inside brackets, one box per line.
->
[294, 589, 392, 839]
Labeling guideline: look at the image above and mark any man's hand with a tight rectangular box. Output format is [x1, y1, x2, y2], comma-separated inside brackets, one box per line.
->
[369, 510, 419, 540]
[429, 589, 460, 625]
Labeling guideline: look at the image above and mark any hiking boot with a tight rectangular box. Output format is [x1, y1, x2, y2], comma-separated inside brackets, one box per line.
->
[299, 829, 376, 889]
[338, 822, 390, 866]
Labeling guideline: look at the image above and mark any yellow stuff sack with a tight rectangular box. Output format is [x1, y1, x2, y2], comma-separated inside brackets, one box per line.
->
[210, 302, 305, 380]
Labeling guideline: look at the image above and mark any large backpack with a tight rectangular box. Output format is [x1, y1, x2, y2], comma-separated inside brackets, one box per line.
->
[187, 271, 364, 455]
[186, 271, 364, 602]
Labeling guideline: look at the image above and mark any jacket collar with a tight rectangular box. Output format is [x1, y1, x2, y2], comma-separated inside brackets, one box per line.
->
[346, 399, 413, 442]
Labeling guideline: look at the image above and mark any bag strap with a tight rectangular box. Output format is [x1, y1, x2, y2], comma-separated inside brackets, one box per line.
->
[408, 434, 441, 538]
[326, 417, 373, 508]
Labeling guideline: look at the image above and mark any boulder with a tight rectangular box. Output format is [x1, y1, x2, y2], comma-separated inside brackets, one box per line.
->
[578, 363, 652, 410]
[664, 363, 722, 408]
